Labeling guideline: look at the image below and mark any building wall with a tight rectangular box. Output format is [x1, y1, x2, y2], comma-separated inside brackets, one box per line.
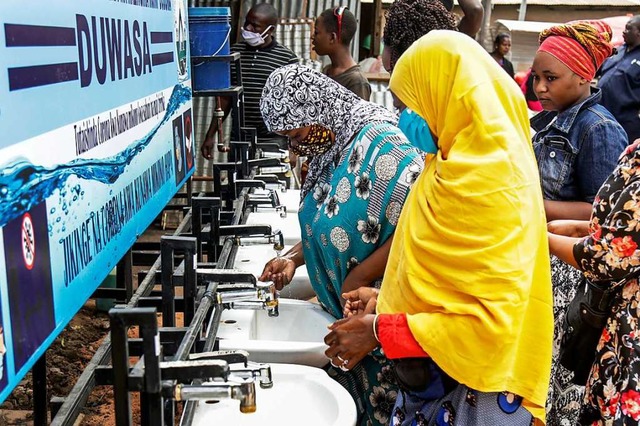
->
[490, 4, 638, 23]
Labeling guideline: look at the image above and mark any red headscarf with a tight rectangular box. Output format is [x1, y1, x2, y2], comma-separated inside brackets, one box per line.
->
[538, 20, 614, 81]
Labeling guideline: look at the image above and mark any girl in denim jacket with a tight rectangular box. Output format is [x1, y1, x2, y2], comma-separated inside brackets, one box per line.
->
[530, 21, 628, 426]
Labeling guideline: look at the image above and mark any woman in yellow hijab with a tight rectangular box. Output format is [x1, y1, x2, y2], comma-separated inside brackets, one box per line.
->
[324, 30, 554, 425]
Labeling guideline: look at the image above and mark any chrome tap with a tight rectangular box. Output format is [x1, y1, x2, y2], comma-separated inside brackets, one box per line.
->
[174, 379, 257, 413]
[272, 229, 285, 255]
[216, 281, 279, 317]
[231, 362, 273, 389]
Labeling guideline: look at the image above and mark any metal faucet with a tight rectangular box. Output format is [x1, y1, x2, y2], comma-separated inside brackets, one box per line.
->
[231, 362, 273, 389]
[174, 380, 257, 413]
[187, 351, 273, 389]
[216, 281, 279, 317]
[273, 229, 285, 254]
[245, 189, 285, 214]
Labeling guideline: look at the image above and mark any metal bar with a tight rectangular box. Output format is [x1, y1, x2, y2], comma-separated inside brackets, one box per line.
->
[32, 353, 48, 426]
[51, 211, 193, 426]
[140, 316, 163, 425]
[110, 311, 133, 426]
[161, 238, 176, 328]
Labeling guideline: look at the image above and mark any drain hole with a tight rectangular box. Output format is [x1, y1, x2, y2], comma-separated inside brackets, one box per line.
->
[205, 400, 220, 405]
[241, 259, 250, 262]
[223, 319, 237, 324]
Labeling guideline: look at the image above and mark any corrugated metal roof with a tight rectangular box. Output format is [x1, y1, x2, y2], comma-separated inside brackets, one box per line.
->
[495, 19, 558, 32]
[362, 0, 640, 4]
[487, 0, 640, 5]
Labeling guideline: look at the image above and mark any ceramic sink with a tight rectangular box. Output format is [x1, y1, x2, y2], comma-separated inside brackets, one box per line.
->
[190, 363, 356, 426]
[216, 299, 336, 367]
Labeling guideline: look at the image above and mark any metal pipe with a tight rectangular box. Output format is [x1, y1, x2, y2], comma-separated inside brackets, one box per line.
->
[175, 381, 256, 413]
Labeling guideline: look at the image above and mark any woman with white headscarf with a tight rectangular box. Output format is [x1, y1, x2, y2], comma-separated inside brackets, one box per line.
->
[258, 64, 424, 426]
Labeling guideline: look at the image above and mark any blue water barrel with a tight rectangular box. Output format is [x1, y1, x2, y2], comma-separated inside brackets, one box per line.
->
[188, 7, 231, 91]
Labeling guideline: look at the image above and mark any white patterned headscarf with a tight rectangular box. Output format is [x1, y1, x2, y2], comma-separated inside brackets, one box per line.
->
[260, 64, 398, 198]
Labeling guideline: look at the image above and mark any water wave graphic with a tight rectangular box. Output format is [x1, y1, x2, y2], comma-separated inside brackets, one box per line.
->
[0, 84, 191, 228]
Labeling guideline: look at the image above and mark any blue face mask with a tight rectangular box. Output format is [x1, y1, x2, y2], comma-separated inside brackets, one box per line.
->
[398, 108, 437, 154]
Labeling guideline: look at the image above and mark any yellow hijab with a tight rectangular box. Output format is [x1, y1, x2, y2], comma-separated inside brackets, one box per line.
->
[379, 31, 553, 422]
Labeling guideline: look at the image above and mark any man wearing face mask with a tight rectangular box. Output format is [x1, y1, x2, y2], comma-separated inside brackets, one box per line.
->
[201, 3, 298, 160]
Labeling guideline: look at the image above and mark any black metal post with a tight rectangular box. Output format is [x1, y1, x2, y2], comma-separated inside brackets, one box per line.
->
[33, 353, 48, 426]
[117, 250, 134, 303]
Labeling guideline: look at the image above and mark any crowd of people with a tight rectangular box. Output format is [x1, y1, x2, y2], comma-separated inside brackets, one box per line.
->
[200, 1, 640, 425]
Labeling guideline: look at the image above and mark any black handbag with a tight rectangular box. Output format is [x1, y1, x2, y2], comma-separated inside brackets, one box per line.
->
[559, 277, 619, 386]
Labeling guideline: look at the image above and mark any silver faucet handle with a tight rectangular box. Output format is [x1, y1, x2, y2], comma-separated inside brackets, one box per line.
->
[272, 229, 285, 252]
[231, 362, 273, 389]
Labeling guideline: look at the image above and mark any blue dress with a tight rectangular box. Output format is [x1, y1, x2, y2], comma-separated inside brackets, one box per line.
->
[298, 121, 424, 425]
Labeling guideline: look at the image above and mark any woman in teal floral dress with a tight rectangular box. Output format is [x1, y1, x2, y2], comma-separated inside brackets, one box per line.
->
[258, 64, 425, 426]
[549, 139, 640, 424]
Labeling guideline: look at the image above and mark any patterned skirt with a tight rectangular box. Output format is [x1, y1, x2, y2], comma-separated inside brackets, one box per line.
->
[390, 359, 532, 426]
[326, 350, 398, 426]
[546, 256, 585, 426]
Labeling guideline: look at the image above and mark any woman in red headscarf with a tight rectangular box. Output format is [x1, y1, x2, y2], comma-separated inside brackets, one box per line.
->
[530, 21, 629, 425]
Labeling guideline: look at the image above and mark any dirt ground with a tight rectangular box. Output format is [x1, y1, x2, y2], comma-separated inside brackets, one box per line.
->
[0, 218, 178, 426]
[0, 302, 115, 425]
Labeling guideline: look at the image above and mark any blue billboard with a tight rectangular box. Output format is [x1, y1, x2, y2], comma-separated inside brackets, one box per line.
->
[0, 0, 194, 401]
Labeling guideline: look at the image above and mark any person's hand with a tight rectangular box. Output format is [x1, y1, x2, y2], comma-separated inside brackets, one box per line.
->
[342, 287, 379, 318]
[258, 257, 296, 290]
[201, 136, 215, 160]
[548, 220, 590, 238]
[324, 314, 378, 371]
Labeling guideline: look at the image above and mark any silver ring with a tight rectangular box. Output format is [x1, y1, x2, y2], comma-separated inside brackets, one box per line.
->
[337, 355, 345, 363]
[339, 364, 349, 372]
[330, 360, 339, 368]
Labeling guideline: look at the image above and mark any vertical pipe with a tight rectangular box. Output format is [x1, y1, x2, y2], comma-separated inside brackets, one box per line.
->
[109, 314, 132, 426]
[32, 354, 48, 426]
[479, 0, 493, 51]
[518, 0, 527, 21]
[161, 240, 176, 328]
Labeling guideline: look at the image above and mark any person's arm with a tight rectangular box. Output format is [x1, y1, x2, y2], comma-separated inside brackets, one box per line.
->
[457, 0, 484, 38]
[282, 240, 305, 268]
[341, 235, 393, 294]
[548, 232, 581, 269]
[201, 97, 232, 159]
[544, 200, 593, 221]
[376, 314, 428, 358]
[577, 121, 628, 200]
[573, 182, 640, 282]
[324, 312, 427, 370]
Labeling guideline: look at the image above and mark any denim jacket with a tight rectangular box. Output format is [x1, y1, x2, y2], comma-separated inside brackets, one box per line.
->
[532, 88, 628, 203]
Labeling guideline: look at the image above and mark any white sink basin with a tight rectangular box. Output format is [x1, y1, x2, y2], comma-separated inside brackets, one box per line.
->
[217, 299, 336, 367]
[233, 245, 315, 300]
[190, 363, 356, 426]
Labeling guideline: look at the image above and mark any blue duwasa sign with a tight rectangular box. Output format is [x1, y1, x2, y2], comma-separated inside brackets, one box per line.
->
[0, 0, 194, 401]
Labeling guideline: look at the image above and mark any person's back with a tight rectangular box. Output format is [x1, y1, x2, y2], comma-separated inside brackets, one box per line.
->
[201, 3, 297, 159]
[597, 15, 640, 143]
[312, 6, 371, 100]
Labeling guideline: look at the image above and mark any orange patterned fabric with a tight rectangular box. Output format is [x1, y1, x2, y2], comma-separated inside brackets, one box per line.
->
[538, 21, 613, 80]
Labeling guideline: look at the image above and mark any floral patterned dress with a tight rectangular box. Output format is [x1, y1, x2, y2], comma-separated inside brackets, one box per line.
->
[298, 122, 424, 426]
[573, 141, 640, 424]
